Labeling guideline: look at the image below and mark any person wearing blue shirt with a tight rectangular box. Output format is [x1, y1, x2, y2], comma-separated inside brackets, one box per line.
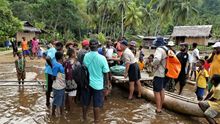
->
[82, 39, 110, 123]
[44, 43, 57, 107]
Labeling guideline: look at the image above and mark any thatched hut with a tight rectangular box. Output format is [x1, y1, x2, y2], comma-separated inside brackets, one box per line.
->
[171, 25, 212, 46]
[16, 21, 42, 42]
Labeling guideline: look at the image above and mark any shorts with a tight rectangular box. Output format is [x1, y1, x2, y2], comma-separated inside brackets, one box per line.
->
[52, 88, 65, 107]
[199, 101, 218, 118]
[175, 73, 187, 87]
[195, 87, 205, 100]
[192, 63, 197, 71]
[23, 50, 30, 55]
[17, 71, 25, 80]
[66, 90, 77, 96]
[128, 63, 141, 82]
[81, 86, 104, 108]
[153, 77, 165, 92]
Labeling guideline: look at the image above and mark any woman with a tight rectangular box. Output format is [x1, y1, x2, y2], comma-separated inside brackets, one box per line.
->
[32, 37, 39, 58]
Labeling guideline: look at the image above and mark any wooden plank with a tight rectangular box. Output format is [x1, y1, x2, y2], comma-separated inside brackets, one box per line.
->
[0, 84, 45, 86]
[0, 80, 46, 83]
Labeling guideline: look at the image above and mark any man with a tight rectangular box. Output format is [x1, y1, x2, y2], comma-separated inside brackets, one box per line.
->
[190, 42, 200, 81]
[152, 37, 167, 113]
[207, 42, 220, 91]
[77, 39, 90, 64]
[11, 39, 18, 57]
[175, 43, 190, 95]
[82, 39, 110, 123]
[120, 40, 142, 100]
[105, 40, 116, 67]
[45, 42, 57, 107]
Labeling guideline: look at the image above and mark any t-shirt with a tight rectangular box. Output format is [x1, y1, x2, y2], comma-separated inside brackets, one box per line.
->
[209, 54, 220, 78]
[191, 48, 200, 63]
[176, 51, 190, 75]
[138, 61, 145, 71]
[44, 47, 57, 75]
[196, 69, 209, 88]
[152, 47, 167, 78]
[122, 48, 136, 64]
[105, 47, 114, 58]
[83, 51, 110, 90]
[52, 61, 65, 90]
[21, 40, 28, 50]
[208, 84, 220, 112]
[204, 60, 210, 71]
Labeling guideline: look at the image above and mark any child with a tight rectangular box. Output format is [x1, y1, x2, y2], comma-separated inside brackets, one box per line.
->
[145, 54, 154, 76]
[138, 57, 145, 71]
[199, 74, 220, 124]
[15, 51, 26, 85]
[195, 59, 209, 101]
[204, 55, 210, 71]
[52, 51, 66, 116]
[37, 47, 43, 59]
[63, 48, 79, 111]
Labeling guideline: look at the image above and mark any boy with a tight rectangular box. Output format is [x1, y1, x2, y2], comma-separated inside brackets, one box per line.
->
[52, 51, 66, 116]
[145, 54, 154, 76]
[199, 74, 220, 124]
[138, 57, 145, 71]
[15, 51, 26, 85]
[195, 59, 209, 101]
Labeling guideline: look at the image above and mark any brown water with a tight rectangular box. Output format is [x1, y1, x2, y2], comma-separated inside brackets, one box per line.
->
[0, 61, 213, 124]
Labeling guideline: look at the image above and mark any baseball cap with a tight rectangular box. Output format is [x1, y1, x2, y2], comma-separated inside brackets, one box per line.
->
[212, 42, 220, 48]
[120, 40, 128, 46]
[89, 39, 99, 47]
[82, 40, 89, 47]
[130, 41, 136, 46]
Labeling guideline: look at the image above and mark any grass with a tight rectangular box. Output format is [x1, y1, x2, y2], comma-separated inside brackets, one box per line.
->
[0, 47, 12, 51]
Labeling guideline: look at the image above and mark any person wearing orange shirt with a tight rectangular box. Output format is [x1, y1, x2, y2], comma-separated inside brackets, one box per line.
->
[138, 57, 145, 71]
[21, 37, 30, 57]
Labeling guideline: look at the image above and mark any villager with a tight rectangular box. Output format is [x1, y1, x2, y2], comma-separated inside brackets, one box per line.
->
[77, 40, 90, 64]
[129, 40, 137, 56]
[207, 42, 220, 91]
[11, 39, 18, 57]
[199, 74, 220, 124]
[52, 52, 65, 116]
[21, 37, 30, 58]
[190, 43, 200, 81]
[138, 57, 145, 71]
[195, 59, 209, 101]
[45, 42, 57, 107]
[15, 51, 26, 85]
[139, 45, 144, 60]
[120, 40, 142, 100]
[204, 56, 210, 71]
[145, 54, 154, 76]
[82, 39, 110, 123]
[63, 48, 79, 111]
[32, 37, 39, 58]
[175, 43, 190, 95]
[152, 37, 167, 113]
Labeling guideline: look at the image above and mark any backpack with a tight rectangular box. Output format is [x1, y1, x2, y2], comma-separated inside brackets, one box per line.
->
[160, 46, 181, 79]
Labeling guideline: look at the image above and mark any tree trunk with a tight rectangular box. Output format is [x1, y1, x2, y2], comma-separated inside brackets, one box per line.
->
[121, 9, 124, 37]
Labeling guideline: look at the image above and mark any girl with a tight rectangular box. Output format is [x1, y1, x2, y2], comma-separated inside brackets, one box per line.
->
[63, 48, 79, 111]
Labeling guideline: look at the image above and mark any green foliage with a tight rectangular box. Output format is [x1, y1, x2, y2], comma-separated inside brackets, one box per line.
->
[97, 32, 106, 43]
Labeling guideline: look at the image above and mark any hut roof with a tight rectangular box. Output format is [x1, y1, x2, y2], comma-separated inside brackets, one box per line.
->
[22, 21, 42, 33]
[171, 25, 212, 37]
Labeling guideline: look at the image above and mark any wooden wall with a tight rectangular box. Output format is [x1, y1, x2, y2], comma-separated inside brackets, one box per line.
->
[16, 32, 36, 42]
[185, 37, 208, 46]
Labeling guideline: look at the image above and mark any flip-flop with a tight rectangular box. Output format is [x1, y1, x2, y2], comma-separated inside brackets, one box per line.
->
[155, 110, 162, 113]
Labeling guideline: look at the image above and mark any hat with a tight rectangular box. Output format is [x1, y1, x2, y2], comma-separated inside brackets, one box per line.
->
[89, 39, 99, 47]
[130, 41, 136, 46]
[167, 41, 175, 46]
[153, 37, 166, 47]
[212, 42, 220, 48]
[120, 40, 128, 46]
[82, 40, 89, 47]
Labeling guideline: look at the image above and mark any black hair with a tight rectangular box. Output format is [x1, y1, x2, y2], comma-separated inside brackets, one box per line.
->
[149, 54, 154, 58]
[89, 39, 99, 51]
[55, 51, 63, 61]
[192, 43, 198, 48]
[205, 56, 209, 60]
[211, 74, 220, 86]
[55, 42, 63, 48]
[198, 59, 205, 65]
[67, 48, 75, 57]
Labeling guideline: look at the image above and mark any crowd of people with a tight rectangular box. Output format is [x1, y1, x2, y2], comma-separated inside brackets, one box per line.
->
[13, 36, 220, 124]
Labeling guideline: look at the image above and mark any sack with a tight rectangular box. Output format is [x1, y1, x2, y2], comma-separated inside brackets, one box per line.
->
[110, 65, 125, 76]
[160, 46, 181, 79]
[52, 73, 66, 90]
[65, 80, 77, 91]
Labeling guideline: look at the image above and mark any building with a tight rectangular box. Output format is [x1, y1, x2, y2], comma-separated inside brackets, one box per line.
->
[171, 25, 212, 46]
[16, 21, 42, 42]
[141, 36, 169, 49]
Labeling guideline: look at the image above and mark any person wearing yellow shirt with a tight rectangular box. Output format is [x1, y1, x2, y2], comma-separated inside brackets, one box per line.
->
[138, 57, 145, 71]
[195, 59, 209, 101]
[207, 42, 220, 91]
[199, 74, 220, 124]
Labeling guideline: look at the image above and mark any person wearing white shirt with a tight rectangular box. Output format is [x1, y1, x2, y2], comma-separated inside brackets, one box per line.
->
[190, 43, 200, 81]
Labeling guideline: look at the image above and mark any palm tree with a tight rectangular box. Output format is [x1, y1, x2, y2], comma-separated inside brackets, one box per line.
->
[117, 0, 129, 36]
